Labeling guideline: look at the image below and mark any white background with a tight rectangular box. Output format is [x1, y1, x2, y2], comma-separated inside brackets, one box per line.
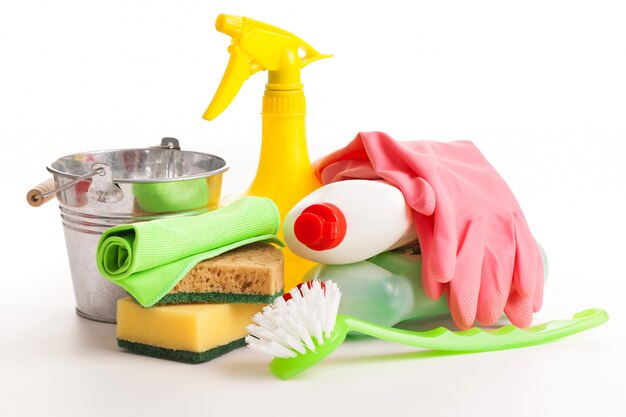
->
[2, 1, 625, 416]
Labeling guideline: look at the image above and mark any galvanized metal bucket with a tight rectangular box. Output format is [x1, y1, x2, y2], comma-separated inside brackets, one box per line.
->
[29, 138, 228, 323]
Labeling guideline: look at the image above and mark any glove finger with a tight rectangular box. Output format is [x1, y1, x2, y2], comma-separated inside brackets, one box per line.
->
[420, 255, 446, 300]
[533, 247, 545, 312]
[429, 186, 457, 283]
[414, 212, 440, 297]
[504, 284, 534, 328]
[422, 274, 445, 300]
[398, 176, 436, 216]
[413, 211, 433, 249]
[475, 248, 512, 326]
[512, 215, 538, 298]
[476, 219, 516, 325]
[448, 218, 485, 329]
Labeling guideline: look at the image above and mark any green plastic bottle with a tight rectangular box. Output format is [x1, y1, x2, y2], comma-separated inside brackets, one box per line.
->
[304, 244, 548, 328]
[304, 246, 448, 327]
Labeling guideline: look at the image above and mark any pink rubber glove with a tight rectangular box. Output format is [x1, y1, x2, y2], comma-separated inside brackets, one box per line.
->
[314, 132, 544, 329]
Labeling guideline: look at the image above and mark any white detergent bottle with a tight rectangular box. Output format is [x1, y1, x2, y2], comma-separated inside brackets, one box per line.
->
[283, 180, 418, 264]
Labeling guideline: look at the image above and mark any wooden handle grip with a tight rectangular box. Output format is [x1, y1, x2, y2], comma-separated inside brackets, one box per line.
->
[27, 177, 57, 207]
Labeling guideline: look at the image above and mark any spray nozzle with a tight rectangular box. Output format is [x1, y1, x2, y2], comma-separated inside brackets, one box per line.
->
[216, 14, 244, 38]
[203, 14, 331, 121]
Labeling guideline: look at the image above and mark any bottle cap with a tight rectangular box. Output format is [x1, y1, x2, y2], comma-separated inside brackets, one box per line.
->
[293, 203, 347, 251]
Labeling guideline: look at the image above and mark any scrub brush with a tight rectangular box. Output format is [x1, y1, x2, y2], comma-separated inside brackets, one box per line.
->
[246, 280, 608, 379]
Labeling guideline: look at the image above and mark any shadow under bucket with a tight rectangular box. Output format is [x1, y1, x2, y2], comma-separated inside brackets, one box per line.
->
[37, 138, 227, 323]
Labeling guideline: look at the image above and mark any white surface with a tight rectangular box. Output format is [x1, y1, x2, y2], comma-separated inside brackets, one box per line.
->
[2, 1, 625, 416]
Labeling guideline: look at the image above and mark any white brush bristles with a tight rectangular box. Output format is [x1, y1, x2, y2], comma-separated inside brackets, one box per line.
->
[246, 280, 342, 358]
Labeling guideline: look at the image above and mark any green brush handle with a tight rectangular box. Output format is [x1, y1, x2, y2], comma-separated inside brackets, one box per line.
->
[343, 308, 608, 352]
[269, 308, 608, 379]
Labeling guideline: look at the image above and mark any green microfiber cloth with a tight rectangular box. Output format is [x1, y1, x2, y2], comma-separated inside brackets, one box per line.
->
[96, 196, 283, 307]
[155, 290, 283, 305]
[117, 338, 245, 364]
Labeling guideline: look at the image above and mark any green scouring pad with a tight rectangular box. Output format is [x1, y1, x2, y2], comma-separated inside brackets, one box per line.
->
[117, 338, 246, 364]
[156, 290, 282, 305]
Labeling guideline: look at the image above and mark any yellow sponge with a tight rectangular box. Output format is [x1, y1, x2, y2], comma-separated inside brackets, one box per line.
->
[116, 297, 263, 363]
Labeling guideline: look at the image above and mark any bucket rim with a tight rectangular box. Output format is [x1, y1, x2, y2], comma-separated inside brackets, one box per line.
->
[46, 147, 229, 183]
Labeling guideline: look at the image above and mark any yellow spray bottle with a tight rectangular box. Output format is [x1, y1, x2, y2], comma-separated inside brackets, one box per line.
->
[204, 14, 331, 290]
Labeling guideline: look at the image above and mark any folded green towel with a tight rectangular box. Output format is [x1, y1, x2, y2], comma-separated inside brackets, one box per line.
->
[96, 196, 283, 307]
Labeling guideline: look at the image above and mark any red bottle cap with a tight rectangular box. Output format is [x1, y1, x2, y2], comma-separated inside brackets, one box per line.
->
[293, 203, 347, 251]
[282, 280, 326, 301]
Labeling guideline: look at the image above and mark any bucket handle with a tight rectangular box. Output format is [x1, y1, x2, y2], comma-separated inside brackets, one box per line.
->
[27, 163, 123, 207]
[27, 167, 106, 207]
[27, 137, 181, 207]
